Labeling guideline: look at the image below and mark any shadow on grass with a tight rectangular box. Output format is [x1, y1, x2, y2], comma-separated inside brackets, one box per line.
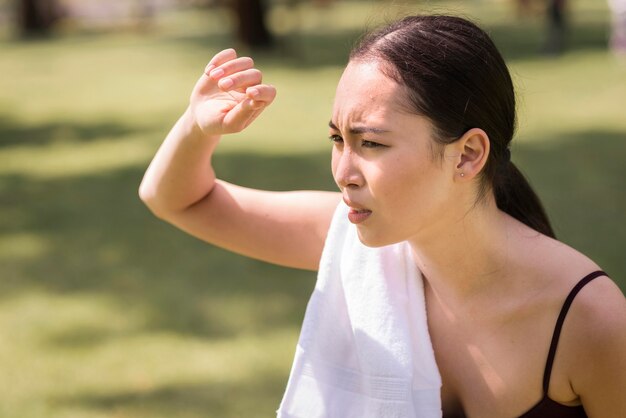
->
[513, 129, 626, 279]
[52, 372, 288, 418]
[0, 13, 610, 73]
[488, 21, 610, 61]
[161, 19, 611, 68]
[0, 149, 336, 343]
[0, 114, 146, 148]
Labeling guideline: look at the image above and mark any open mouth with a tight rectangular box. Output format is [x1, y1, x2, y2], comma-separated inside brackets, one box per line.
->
[347, 208, 372, 224]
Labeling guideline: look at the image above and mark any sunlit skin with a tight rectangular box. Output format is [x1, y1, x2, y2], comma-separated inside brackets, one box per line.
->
[330, 60, 457, 248]
[331, 60, 625, 416]
[140, 48, 626, 418]
[329, 60, 512, 296]
[328, 61, 535, 412]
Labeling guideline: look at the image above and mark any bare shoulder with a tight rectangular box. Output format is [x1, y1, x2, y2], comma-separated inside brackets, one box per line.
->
[562, 268, 626, 416]
[533, 235, 626, 348]
[568, 270, 626, 354]
[517, 230, 626, 413]
[565, 272, 626, 345]
[533, 235, 626, 350]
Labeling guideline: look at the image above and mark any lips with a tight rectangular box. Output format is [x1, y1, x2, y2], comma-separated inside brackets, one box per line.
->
[347, 208, 372, 224]
[343, 197, 372, 224]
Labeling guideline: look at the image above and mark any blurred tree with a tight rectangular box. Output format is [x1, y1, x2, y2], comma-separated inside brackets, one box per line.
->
[544, 0, 567, 54]
[231, 0, 273, 49]
[17, 0, 62, 36]
[228, 0, 336, 49]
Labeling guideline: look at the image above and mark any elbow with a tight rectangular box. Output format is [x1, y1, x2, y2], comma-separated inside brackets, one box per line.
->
[138, 180, 153, 205]
[138, 182, 168, 220]
[138, 181, 190, 221]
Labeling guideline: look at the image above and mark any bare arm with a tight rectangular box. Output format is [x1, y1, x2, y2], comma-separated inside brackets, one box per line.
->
[139, 49, 340, 270]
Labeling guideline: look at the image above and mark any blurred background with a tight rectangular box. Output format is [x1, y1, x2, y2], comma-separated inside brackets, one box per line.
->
[0, 0, 624, 417]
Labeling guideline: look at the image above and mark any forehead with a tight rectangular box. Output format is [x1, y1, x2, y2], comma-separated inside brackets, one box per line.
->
[332, 60, 408, 126]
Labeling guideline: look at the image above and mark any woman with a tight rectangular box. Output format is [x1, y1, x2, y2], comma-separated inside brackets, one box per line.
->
[139, 15, 626, 418]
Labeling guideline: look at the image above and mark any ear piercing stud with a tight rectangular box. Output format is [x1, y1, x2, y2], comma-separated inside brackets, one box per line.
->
[460, 173, 465, 177]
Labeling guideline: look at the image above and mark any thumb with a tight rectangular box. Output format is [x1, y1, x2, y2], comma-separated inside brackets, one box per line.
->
[221, 98, 267, 133]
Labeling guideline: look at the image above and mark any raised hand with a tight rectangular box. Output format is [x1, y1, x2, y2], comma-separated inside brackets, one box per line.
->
[189, 48, 276, 137]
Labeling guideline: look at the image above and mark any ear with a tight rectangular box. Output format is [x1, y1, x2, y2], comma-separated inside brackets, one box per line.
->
[449, 128, 490, 181]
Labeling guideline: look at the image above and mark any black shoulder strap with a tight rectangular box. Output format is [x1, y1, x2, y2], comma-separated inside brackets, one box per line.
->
[541, 270, 608, 394]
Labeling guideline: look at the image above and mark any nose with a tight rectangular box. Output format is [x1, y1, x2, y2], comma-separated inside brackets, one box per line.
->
[332, 147, 364, 189]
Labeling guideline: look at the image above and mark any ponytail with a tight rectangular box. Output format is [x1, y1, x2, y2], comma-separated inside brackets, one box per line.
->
[494, 162, 556, 238]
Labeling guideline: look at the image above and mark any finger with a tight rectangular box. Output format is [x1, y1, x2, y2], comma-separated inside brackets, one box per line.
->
[223, 97, 269, 131]
[246, 84, 276, 104]
[208, 56, 255, 81]
[195, 49, 239, 94]
[222, 100, 254, 131]
[217, 68, 262, 91]
[204, 48, 238, 75]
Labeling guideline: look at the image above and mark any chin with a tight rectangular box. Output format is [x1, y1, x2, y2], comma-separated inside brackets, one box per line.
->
[355, 228, 399, 248]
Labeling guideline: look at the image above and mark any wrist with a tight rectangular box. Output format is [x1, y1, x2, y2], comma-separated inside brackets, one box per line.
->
[180, 107, 220, 145]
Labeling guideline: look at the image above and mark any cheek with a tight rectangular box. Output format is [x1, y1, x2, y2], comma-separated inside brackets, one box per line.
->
[376, 160, 438, 212]
[330, 149, 340, 185]
[385, 156, 425, 191]
[370, 166, 415, 210]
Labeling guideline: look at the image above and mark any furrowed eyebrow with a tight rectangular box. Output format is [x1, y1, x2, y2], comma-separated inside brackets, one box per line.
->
[328, 121, 389, 135]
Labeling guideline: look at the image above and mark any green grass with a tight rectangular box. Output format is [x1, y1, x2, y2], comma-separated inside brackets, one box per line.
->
[0, 1, 624, 417]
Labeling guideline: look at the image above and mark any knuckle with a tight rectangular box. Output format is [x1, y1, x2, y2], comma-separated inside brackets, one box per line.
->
[233, 71, 261, 86]
[251, 69, 263, 81]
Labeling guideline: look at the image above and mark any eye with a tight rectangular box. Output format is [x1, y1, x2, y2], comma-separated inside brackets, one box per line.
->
[329, 134, 343, 144]
[362, 140, 385, 148]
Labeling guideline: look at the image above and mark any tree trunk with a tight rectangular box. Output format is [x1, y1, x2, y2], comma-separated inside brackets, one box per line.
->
[17, 0, 61, 36]
[544, 0, 567, 54]
[232, 0, 273, 49]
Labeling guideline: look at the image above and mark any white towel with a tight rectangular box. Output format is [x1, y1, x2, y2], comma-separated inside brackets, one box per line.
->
[277, 202, 442, 418]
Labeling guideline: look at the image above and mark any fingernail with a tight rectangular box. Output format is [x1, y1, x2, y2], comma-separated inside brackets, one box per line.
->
[218, 78, 233, 89]
[210, 68, 224, 79]
[205, 64, 215, 75]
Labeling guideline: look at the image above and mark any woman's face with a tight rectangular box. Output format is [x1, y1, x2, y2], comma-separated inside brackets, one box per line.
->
[330, 60, 458, 247]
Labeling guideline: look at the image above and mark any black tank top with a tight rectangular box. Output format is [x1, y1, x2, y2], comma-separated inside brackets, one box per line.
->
[445, 270, 607, 418]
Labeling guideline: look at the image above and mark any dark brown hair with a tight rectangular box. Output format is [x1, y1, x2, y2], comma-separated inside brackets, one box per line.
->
[351, 15, 555, 238]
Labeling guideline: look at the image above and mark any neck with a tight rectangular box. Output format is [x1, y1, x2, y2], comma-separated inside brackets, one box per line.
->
[409, 197, 513, 304]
